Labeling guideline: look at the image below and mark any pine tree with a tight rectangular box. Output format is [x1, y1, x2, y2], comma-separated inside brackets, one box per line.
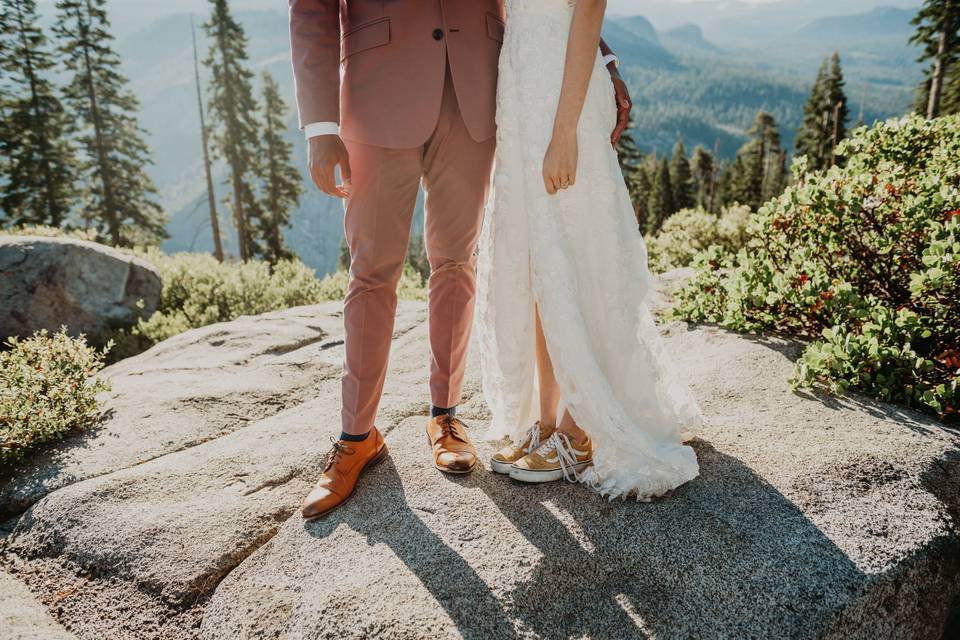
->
[204, 0, 263, 261]
[55, 0, 165, 246]
[669, 139, 694, 212]
[795, 59, 829, 170]
[765, 149, 787, 204]
[732, 111, 785, 210]
[690, 145, 715, 211]
[633, 166, 651, 233]
[824, 52, 849, 164]
[615, 117, 647, 220]
[941, 62, 960, 114]
[0, 0, 76, 228]
[257, 70, 301, 265]
[911, 0, 960, 118]
[795, 53, 849, 171]
[715, 160, 734, 209]
[646, 157, 674, 235]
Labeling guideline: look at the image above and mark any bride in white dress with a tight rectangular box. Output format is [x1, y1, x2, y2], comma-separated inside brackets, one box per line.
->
[476, 0, 702, 500]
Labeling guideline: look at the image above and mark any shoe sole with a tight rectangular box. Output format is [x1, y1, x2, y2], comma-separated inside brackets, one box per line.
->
[490, 458, 515, 475]
[508, 460, 592, 484]
[426, 433, 477, 475]
[302, 443, 389, 521]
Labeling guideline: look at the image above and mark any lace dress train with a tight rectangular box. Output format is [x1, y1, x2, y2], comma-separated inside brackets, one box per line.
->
[476, 0, 702, 500]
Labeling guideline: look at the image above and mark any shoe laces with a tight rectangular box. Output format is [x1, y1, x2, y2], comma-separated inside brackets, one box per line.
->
[534, 431, 585, 483]
[523, 421, 547, 454]
[323, 437, 353, 472]
[438, 415, 468, 442]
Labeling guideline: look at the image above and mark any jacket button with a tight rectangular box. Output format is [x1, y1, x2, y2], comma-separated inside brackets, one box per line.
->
[433, 28, 444, 40]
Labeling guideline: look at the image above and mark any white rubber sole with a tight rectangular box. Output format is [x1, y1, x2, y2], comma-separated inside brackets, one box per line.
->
[508, 461, 592, 484]
[490, 458, 515, 475]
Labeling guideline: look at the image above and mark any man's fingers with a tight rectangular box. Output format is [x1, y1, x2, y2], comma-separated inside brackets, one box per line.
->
[611, 105, 630, 145]
[316, 164, 344, 198]
[611, 121, 627, 146]
[338, 151, 352, 183]
[309, 165, 325, 191]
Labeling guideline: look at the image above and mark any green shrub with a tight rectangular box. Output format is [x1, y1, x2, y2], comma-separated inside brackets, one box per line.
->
[111, 251, 428, 358]
[1, 224, 99, 242]
[671, 115, 960, 422]
[316, 263, 428, 303]
[110, 251, 327, 357]
[1, 330, 110, 468]
[646, 205, 751, 273]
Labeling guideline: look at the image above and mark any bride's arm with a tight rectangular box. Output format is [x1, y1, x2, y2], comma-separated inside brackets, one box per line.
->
[542, 0, 607, 195]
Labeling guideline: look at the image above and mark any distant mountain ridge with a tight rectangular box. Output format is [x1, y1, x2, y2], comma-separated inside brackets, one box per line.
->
[661, 24, 721, 53]
[601, 15, 678, 69]
[797, 6, 915, 41]
[90, 2, 920, 276]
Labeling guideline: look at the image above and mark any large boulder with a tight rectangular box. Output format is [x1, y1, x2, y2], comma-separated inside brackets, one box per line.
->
[0, 235, 162, 341]
[1, 285, 958, 639]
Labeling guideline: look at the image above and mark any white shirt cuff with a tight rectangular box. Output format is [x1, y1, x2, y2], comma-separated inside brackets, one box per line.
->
[601, 54, 618, 68]
[304, 122, 340, 139]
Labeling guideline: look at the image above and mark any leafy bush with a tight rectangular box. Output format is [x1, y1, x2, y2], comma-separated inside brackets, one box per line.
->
[111, 251, 327, 357]
[1, 330, 110, 468]
[111, 251, 428, 358]
[671, 115, 960, 422]
[1, 224, 99, 242]
[315, 263, 428, 303]
[3, 225, 429, 357]
[646, 205, 751, 273]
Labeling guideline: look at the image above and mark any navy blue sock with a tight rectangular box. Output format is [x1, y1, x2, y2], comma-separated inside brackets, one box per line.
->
[431, 405, 457, 418]
[340, 431, 370, 442]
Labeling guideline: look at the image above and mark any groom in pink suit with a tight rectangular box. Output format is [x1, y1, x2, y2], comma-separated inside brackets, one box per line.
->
[290, 0, 631, 519]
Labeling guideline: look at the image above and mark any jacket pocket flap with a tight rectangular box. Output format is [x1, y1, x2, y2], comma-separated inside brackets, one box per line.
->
[341, 17, 390, 61]
[485, 12, 505, 43]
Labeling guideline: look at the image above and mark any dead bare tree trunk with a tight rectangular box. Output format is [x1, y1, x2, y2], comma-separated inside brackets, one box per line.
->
[831, 100, 844, 166]
[192, 16, 224, 262]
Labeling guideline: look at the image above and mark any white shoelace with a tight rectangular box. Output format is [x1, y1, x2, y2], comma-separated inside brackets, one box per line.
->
[534, 431, 586, 483]
[523, 422, 546, 454]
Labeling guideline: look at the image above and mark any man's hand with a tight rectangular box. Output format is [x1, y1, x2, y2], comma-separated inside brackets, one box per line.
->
[308, 135, 351, 199]
[607, 66, 632, 147]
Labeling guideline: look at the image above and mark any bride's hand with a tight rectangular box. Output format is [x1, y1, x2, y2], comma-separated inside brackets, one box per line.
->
[542, 130, 578, 195]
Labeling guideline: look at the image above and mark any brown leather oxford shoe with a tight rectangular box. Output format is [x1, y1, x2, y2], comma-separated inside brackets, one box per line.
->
[426, 415, 477, 474]
[301, 426, 388, 520]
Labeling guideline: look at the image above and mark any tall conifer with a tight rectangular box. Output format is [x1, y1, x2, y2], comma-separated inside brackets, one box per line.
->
[55, 0, 165, 246]
[646, 158, 674, 235]
[669, 139, 694, 212]
[795, 53, 848, 171]
[0, 0, 76, 227]
[204, 0, 262, 261]
[257, 70, 301, 265]
[615, 117, 648, 224]
[731, 111, 785, 210]
[911, 0, 960, 118]
[691, 146, 715, 211]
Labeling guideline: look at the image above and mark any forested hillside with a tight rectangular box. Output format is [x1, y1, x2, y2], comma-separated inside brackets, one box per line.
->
[11, 1, 926, 276]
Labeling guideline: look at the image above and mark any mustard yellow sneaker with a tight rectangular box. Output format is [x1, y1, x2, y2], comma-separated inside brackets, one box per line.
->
[490, 421, 556, 475]
[509, 431, 593, 484]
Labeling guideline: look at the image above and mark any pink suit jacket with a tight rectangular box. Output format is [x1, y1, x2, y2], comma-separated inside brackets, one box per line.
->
[289, 0, 506, 149]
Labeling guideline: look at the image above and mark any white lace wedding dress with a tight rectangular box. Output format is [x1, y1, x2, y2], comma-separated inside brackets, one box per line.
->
[476, 0, 702, 500]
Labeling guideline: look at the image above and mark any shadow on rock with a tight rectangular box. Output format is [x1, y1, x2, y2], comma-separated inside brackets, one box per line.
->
[302, 457, 516, 640]
[304, 441, 869, 639]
